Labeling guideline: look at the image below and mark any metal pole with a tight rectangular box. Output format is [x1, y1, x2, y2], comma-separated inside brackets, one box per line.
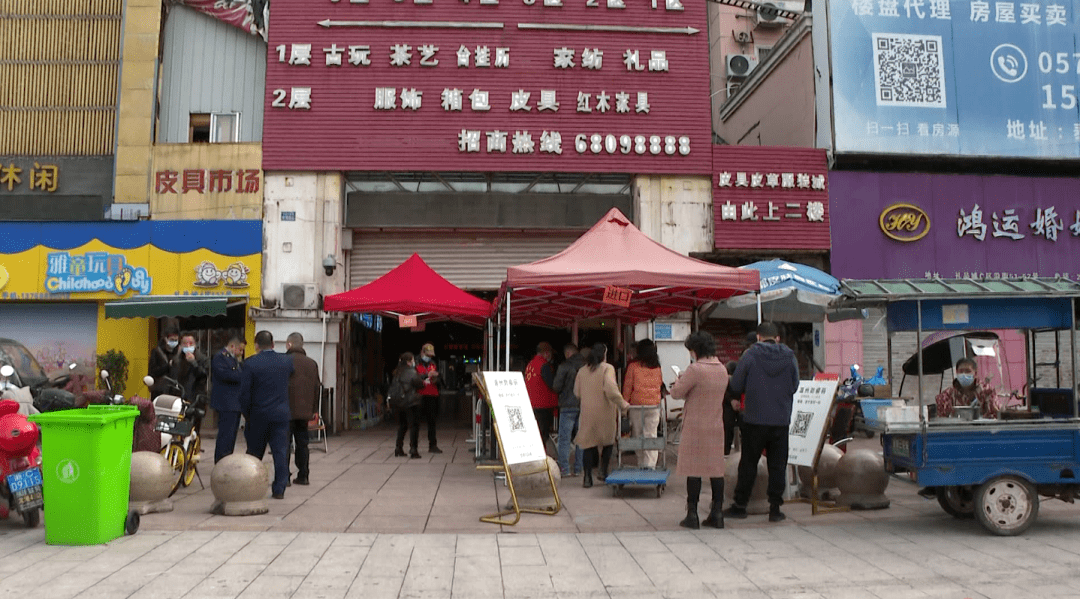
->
[756, 293, 762, 324]
[505, 289, 511, 372]
[1072, 298, 1078, 418]
[917, 299, 927, 466]
[495, 310, 502, 371]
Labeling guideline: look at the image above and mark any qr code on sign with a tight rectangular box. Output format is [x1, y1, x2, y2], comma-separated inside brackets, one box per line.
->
[790, 411, 813, 438]
[872, 33, 947, 108]
[506, 406, 525, 432]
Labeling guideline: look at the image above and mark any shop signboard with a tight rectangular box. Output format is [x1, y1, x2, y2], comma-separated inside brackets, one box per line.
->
[263, 0, 712, 174]
[830, 171, 1080, 279]
[0, 221, 262, 301]
[150, 144, 263, 221]
[828, 0, 1080, 158]
[0, 156, 113, 221]
[712, 146, 830, 251]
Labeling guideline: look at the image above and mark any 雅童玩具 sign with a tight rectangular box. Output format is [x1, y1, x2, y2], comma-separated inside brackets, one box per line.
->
[45, 251, 152, 295]
[263, 0, 712, 174]
[828, 0, 1080, 159]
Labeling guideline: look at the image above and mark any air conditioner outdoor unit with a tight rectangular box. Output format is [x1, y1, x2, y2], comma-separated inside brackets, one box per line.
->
[281, 283, 319, 309]
[726, 54, 758, 78]
[755, 1, 800, 27]
[734, 31, 753, 44]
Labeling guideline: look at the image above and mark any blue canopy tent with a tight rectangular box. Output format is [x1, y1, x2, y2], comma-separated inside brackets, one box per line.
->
[707, 259, 861, 323]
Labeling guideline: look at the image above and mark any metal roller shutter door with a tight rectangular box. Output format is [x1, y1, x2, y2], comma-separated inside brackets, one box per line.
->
[347, 230, 584, 292]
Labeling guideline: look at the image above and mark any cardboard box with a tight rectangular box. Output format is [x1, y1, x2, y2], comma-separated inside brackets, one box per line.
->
[872, 384, 892, 398]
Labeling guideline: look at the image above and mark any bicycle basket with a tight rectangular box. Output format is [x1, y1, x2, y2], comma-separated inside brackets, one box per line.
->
[154, 414, 194, 437]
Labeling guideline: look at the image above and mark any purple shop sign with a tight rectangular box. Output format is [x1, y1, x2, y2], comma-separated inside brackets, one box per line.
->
[830, 171, 1080, 280]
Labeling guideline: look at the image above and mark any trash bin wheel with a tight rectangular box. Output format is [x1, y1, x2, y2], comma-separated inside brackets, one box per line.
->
[22, 508, 40, 528]
[125, 510, 140, 536]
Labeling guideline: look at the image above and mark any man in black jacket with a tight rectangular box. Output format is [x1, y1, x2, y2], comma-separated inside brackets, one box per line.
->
[211, 336, 245, 463]
[552, 343, 586, 478]
[148, 321, 180, 399]
[725, 322, 800, 523]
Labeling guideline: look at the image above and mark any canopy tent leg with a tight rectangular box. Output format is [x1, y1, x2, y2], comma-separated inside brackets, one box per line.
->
[756, 293, 762, 324]
[505, 289, 511, 372]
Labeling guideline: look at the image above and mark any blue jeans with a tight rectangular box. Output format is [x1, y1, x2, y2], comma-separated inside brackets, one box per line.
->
[557, 408, 583, 475]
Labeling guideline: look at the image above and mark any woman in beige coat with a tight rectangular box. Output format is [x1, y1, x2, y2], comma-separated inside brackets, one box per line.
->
[669, 331, 729, 529]
[574, 342, 630, 488]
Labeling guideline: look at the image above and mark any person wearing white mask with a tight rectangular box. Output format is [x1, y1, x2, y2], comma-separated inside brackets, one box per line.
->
[149, 321, 181, 399]
[175, 332, 209, 401]
[935, 357, 998, 419]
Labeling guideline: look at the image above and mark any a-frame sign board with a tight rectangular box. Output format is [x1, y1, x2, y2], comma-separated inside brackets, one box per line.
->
[473, 371, 561, 525]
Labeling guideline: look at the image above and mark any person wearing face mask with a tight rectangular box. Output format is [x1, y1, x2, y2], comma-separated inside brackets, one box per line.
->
[175, 332, 209, 401]
[935, 357, 998, 419]
[416, 343, 443, 454]
[149, 320, 181, 399]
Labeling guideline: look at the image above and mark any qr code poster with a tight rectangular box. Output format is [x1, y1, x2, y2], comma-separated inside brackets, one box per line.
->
[872, 33, 947, 108]
[481, 371, 547, 465]
[787, 380, 838, 468]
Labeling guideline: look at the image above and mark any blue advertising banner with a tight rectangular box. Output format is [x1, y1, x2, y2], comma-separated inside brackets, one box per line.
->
[829, 0, 1080, 158]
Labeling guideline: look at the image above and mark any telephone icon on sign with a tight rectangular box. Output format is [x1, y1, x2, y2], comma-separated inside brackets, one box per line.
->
[990, 44, 1027, 83]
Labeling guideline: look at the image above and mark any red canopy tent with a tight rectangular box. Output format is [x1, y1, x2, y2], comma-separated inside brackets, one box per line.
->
[498, 208, 759, 328]
[323, 253, 492, 327]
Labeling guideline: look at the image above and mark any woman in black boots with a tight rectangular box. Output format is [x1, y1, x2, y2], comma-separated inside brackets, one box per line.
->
[573, 342, 631, 488]
[669, 332, 730, 529]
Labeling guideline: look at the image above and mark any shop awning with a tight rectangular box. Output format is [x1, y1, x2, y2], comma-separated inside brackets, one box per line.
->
[104, 296, 236, 319]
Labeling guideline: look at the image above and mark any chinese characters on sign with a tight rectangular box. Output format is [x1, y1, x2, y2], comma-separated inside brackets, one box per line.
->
[716, 170, 826, 223]
[154, 169, 261, 194]
[263, 0, 712, 173]
[45, 252, 152, 296]
[957, 204, 1076, 242]
[0, 162, 60, 192]
[602, 285, 633, 308]
[481, 371, 547, 465]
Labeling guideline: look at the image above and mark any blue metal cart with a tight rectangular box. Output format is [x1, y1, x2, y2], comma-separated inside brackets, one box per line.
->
[835, 278, 1080, 536]
[606, 403, 670, 497]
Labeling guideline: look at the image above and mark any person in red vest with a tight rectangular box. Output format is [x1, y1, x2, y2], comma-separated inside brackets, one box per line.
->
[416, 343, 443, 454]
[525, 341, 558, 452]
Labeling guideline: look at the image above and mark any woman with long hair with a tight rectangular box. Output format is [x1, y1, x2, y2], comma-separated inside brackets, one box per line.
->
[573, 342, 630, 488]
[389, 352, 425, 458]
[669, 331, 729, 529]
[622, 338, 664, 469]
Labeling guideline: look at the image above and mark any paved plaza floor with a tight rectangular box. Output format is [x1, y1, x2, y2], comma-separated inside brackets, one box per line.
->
[1, 426, 1078, 598]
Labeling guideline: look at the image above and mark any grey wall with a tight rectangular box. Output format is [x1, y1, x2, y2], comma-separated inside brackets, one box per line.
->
[158, 5, 266, 143]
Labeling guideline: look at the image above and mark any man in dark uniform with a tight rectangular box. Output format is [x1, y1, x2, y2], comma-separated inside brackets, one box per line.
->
[211, 335, 246, 464]
[241, 330, 294, 499]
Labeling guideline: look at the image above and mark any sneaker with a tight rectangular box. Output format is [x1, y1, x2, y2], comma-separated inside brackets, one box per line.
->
[429, 446, 444, 454]
[272, 493, 285, 500]
[293, 477, 309, 486]
[722, 504, 748, 519]
[769, 507, 786, 523]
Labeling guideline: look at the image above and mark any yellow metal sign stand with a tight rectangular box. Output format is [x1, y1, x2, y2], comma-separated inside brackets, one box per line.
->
[473, 373, 562, 526]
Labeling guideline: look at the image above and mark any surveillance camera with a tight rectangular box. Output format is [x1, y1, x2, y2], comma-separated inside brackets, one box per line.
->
[323, 255, 336, 277]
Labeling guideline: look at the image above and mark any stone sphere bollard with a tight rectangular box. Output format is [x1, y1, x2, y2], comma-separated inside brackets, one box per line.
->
[724, 452, 770, 514]
[834, 449, 890, 510]
[504, 457, 561, 511]
[797, 443, 844, 500]
[211, 453, 270, 516]
[129, 451, 175, 515]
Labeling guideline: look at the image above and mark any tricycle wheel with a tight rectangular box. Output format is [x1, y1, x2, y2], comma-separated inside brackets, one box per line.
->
[975, 475, 1038, 536]
[22, 508, 39, 528]
[125, 510, 140, 536]
[936, 486, 975, 519]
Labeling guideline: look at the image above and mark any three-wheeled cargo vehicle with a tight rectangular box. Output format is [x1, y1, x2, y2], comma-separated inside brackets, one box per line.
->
[834, 277, 1080, 536]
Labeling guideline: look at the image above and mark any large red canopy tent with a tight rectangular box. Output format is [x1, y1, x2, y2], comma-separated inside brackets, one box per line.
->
[498, 208, 759, 328]
[323, 253, 492, 327]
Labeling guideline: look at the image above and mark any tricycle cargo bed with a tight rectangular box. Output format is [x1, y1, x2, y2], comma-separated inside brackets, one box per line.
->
[883, 422, 1080, 488]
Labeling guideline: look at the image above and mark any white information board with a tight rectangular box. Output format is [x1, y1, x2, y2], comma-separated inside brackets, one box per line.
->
[481, 371, 547, 466]
[787, 380, 839, 468]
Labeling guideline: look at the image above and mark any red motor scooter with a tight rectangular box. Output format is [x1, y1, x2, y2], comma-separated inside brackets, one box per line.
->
[0, 392, 44, 527]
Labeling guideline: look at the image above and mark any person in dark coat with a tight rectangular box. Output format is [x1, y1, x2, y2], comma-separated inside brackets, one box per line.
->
[391, 352, 426, 458]
[285, 332, 320, 485]
[241, 330, 294, 499]
[725, 322, 800, 523]
[552, 343, 585, 477]
[148, 320, 180, 399]
[211, 336, 246, 464]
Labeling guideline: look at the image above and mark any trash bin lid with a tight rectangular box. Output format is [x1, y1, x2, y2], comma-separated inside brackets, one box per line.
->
[29, 405, 138, 427]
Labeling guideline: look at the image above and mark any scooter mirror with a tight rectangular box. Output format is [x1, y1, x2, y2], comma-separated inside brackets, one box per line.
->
[143, 375, 155, 387]
[0, 365, 13, 378]
[68, 362, 77, 371]
[100, 369, 110, 380]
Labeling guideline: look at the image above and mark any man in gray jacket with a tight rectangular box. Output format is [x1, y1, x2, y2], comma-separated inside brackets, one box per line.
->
[724, 322, 800, 523]
[552, 343, 586, 477]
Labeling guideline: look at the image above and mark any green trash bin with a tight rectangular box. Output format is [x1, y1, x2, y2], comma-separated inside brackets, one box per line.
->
[28, 404, 139, 545]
